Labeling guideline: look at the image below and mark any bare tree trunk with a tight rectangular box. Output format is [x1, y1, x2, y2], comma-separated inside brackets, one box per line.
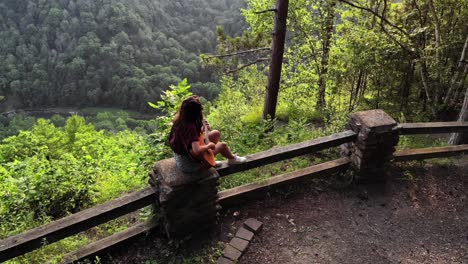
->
[317, 0, 336, 109]
[349, 70, 364, 111]
[263, 0, 289, 120]
[419, 60, 437, 117]
[399, 62, 415, 113]
[452, 64, 468, 105]
[348, 75, 355, 111]
[445, 35, 468, 105]
[428, 0, 441, 66]
[449, 86, 468, 144]
[429, 0, 441, 105]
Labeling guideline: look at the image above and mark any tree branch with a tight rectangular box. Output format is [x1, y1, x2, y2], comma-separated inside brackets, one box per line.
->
[377, 0, 411, 52]
[338, 0, 409, 38]
[205, 48, 271, 58]
[225, 58, 269, 74]
[254, 8, 277, 14]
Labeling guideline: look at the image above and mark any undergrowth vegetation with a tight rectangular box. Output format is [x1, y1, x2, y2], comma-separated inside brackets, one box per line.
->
[0, 115, 156, 262]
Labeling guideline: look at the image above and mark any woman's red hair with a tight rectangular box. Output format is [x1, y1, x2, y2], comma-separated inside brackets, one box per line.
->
[172, 95, 203, 134]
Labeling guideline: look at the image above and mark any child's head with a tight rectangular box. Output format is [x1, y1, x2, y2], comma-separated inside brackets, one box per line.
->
[175, 95, 203, 125]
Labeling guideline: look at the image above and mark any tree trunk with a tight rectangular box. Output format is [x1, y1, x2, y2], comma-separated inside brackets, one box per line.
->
[399, 62, 415, 113]
[262, 0, 289, 120]
[449, 86, 468, 145]
[348, 70, 363, 111]
[445, 35, 468, 106]
[452, 64, 468, 105]
[419, 60, 437, 117]
[316, 0, 336, 109]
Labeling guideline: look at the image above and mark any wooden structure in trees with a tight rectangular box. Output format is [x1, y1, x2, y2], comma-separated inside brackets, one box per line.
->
[1, 110, 468, 263]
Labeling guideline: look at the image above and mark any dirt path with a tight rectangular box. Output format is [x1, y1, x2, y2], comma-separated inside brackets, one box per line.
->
[231, 161, 468, 264]
[110, 160, 468, 264]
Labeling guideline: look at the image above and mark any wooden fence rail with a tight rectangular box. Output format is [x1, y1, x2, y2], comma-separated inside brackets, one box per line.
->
[399, 122, 468, 135]
[393, 144, 468, 162]
[216, 130, 356, 176]
[61, 220, 158, 263]
[0, 187, 156, 262]
[1, 120, 467, 263]
[218, 157, 351, 207]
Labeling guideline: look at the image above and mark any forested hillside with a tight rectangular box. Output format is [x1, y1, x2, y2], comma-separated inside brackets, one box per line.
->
[0, 0, 246, 111]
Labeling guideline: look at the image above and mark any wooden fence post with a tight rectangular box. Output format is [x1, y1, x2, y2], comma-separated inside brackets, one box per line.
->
[341, 109, 399, 181]
[148, 159, 220, 238]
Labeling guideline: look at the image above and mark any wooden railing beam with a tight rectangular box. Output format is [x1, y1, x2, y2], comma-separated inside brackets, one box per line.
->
[219, 158, 350, 206]
[0, 187, 157, 262]
[216, 130, 356, 177]
[61, 220, 158, 264]
[399, 122, 468, 135]
[393, 144, 468, 161]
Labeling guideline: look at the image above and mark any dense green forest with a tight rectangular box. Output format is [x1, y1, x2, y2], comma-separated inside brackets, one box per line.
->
[0, 0, 246, 111]
[210, 0, 467, 121]
[1, 0, 468, 263]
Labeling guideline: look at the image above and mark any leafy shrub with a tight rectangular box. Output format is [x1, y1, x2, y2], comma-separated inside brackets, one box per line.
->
[0, 114, 37, 140]
[50, 114, 66, 127]
[0, 116, 153, 241]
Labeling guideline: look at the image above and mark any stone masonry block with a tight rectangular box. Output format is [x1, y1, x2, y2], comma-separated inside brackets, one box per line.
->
[217, 257, 235, 264]
[344, 109, 400, 181]
[243, 218, 263, 233]
[229, 237, 250, 252]
[154, 158, 219, 188]
[151, 157, 221, 238]
[236, 227, 254, 241]
[223, 244, 242, 261]
[350, 109, 397, 133]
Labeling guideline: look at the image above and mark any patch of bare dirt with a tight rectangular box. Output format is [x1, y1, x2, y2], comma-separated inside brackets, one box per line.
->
[109, 159, 468, 264]
[232, 161, 468, 264]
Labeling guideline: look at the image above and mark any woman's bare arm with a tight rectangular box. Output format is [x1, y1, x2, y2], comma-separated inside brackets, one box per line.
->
[191, 141, 215, 158]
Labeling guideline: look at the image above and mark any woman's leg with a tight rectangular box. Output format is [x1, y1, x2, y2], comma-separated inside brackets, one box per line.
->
[208, 129, 235, 158]
[209, 130, 246, 164]
[208, 130, 220, 144]
[213, 142, 235, 159]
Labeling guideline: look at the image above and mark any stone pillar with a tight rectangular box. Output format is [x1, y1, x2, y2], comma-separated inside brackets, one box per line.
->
[148, 158, 220, 238]
[341, 109, 399, 181]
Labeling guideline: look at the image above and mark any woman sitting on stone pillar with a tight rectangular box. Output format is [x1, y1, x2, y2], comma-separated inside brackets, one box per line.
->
[169, 95, 247, 172]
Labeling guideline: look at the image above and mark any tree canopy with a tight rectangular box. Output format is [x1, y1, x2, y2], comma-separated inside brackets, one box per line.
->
[0, 0, 246, 112]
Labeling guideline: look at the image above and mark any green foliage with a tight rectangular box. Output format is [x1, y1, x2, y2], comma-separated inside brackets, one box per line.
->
[50, 114, 66, 127]
[206, 69, 348, 190]
[0, 114, 36, 140]
[398, 135, 448, 150]
[147, 78, 194, 161]
[0, 0, 247, 111]
[0, 116, 153, 244]
[216, 0, 468, 121]
[12, 235, 91, 264]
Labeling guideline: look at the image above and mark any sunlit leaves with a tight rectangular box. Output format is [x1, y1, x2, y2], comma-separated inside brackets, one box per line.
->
[0, 116, 153, 240]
